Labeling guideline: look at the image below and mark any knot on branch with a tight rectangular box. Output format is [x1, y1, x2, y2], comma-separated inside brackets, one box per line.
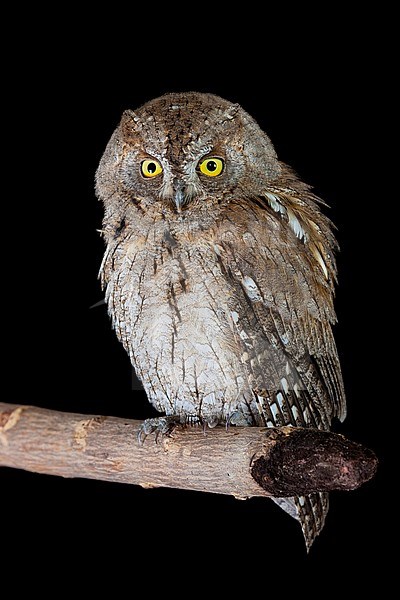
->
[251, 427, 378, 496]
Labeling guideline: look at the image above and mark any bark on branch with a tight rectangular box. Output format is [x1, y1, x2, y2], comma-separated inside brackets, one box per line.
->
[0, 403, 377, 498]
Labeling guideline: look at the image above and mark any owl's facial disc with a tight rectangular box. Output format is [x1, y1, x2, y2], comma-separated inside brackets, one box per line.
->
[146, 152, 227, 212]
[101, 92, 282, 217]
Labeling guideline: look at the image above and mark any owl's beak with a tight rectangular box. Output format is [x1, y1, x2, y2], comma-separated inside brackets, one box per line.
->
[174, 187, 185, 213]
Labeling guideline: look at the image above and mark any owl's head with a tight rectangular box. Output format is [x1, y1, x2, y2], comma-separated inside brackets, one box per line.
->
[96, 92, 281, 217]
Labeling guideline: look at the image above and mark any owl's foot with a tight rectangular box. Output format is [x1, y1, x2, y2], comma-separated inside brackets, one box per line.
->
[137, 414, 220, 444]
[137, 416, 183, 445]
[228, 410, 253, 427]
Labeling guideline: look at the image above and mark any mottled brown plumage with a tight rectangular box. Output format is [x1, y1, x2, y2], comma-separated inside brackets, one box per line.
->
[95, 92, 346, 549]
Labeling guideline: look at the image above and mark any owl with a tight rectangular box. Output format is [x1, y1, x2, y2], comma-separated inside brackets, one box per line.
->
[96, 92, 346, 549]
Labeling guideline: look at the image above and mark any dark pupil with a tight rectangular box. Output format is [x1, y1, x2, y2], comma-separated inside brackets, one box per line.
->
[207, 160, 217, 172]
[147, 162, 157, 174]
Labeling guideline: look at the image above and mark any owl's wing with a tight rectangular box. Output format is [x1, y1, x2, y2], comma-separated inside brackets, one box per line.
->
[217, 194, 346, 428]
[216, 193, 346, 548]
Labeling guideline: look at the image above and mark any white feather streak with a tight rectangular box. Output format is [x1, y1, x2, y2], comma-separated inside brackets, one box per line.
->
[311, 244, 329, 279]
[287, 208, 307, 241]
[280, 378, 289, 393]
[242, 276, 263, 302]
[265, 192, 287, 215]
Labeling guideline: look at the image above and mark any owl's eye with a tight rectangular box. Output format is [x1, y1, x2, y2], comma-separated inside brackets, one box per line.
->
[141, 159, 163, 178]
[198, 157, 224, 177]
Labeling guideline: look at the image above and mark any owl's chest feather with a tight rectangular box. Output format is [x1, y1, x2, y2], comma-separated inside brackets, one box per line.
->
[110, 232, 248, 416]
[129, 234, 233, 346]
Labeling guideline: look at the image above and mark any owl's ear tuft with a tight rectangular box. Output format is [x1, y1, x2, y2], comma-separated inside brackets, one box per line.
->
[225, 103, 240, 120]
[122, 109, 138, 121]
[120, 109, 141, 137]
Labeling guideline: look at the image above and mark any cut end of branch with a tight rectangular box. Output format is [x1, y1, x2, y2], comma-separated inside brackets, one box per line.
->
[251, 428, 378, 496]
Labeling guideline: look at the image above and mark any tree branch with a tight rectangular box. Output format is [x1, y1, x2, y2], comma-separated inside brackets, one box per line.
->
[0, 403, 377, 498]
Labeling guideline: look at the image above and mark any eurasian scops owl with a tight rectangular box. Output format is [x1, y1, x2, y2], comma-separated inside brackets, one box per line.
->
[95, 92, 346, 549]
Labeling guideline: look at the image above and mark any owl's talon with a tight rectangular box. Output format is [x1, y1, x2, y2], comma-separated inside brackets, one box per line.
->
[228, 411, 253, 427]
[200, 416, 221, 434]
[137, 416, 181, 446]
[204, 416, 219, 429]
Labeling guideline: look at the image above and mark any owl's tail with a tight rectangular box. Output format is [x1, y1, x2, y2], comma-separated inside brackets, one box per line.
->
[272, 492, 329, 551]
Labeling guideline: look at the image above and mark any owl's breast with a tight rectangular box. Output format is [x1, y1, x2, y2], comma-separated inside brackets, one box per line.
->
[105, 229, 251, 421]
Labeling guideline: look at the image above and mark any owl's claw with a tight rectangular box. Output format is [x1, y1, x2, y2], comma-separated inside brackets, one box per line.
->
[228, 411, 253, 426]
[137, 416, 182, 446]
[137, 414, 218, 444]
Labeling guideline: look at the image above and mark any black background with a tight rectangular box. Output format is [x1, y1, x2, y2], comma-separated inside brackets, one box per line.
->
[2, 22, 392, 593]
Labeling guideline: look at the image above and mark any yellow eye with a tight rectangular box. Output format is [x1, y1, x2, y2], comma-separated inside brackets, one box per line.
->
[141, 159, 163, 178]
[198, 157, 224, 177]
